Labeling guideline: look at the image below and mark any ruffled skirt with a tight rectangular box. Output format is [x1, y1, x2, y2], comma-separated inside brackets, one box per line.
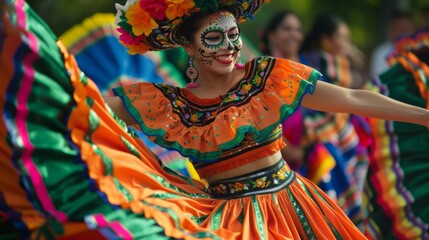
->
[363, 52, 429, 240]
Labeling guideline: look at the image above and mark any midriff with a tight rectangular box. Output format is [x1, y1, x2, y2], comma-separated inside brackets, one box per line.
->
[205, 151, 283, 183]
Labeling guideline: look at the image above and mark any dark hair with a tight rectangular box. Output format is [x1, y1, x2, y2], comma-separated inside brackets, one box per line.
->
[414, 47, 429, 65]
[178, 12, 207, 43]
[301, 14, 344, 52]
[260, 10, 300, 55]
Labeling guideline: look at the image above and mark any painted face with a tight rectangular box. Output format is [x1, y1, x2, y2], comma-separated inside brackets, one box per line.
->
[194, 11, 242, 67]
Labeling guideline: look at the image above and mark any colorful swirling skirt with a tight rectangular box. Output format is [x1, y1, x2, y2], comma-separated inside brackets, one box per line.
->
[363, 51, 429, 240]
[0, 1, 365, 239]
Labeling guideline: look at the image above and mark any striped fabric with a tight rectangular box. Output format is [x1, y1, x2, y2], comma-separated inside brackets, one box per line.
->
[363, 51, 429, 240]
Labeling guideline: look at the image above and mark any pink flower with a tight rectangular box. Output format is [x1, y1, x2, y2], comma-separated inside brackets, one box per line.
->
[117, 28, 140, 45]
[140, 0, 167, 21]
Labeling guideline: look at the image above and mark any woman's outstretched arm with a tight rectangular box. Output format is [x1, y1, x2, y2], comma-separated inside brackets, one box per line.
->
[302, 81, 429, 127]
[105, 97, 137, 125]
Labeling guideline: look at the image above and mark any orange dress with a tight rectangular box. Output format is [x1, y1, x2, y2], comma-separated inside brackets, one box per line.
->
[0, 1, 365, 239]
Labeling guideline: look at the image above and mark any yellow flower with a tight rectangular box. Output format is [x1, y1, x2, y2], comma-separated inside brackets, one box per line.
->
[230, 182, 245, 191]
[274, 169, 286, 180]
[190, 113, 199, 123]
[241, 83, 252, 93]
[125, 42, 150, 55]
[175, 100, 184, 107]
[165, 0, 195, 20]
[255, 178, 267, 188]
[242, 2, 249, 10]
[126, 3, 158, 36]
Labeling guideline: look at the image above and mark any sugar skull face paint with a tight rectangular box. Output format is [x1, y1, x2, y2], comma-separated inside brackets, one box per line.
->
[201, 12, 241, 50]
[195, 11, 242, 66]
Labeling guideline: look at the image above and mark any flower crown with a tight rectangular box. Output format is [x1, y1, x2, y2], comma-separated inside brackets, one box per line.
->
[115, 0, 269, 55]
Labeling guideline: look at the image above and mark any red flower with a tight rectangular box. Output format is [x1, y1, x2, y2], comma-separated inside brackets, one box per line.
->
[117, 28, 140, 45]
[140, 0, 167, 21]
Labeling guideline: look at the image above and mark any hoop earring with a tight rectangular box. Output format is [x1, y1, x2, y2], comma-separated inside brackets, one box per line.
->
[186, 58, 199, 88]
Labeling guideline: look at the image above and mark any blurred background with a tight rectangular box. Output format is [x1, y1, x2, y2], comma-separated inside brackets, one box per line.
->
[27, 0, 429, 78]
[27, 0, 428, 51]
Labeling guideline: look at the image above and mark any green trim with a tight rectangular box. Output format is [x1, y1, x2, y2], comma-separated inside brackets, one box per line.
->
[113, 178, 133, 202]
[106, 103, 129, 132]
[286, 189, 316, 239]
[271, 193, 286, 216]
[120, 136, 141, 159]
[80, 71, 88, 85]
[88, 108, 113, 176]
[150, 192, 185, 199]
[146, 172, 209, 199]
[93, 146, 113, 176]
[251, 195, 267, 240]
[187, 215, 208, 225]
[210, 202, 226, 231]
[142, 200, 222, 240]
[114, 61, 320, 162]
[296, 179, 342, 239]
[86, 100, 133, 202]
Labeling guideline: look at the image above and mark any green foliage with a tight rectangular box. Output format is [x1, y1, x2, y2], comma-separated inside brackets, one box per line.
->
[27, 0, 428, 53]
[26, 0, 126, 36]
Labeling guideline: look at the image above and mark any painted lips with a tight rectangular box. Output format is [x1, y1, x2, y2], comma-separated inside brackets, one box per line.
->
[214, 53, 235, 65]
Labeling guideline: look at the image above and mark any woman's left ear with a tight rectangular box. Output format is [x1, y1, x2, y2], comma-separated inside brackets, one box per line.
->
[183, 43, 194, 56]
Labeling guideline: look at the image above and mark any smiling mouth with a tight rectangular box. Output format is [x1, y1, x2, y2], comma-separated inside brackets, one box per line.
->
[214, 53, 235, 64]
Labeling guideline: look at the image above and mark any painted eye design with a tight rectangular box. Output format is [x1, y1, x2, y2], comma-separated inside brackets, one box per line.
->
[202, 30, 225, 49]
[204, 36, 222, 45]
[228, 33, 240, 42]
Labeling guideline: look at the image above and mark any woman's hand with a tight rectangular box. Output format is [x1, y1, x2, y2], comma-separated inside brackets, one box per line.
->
[302, 81, 429, 127]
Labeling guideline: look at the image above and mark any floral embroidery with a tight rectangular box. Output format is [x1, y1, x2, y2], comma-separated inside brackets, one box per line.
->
[229, 182, 249, 192]
[273, 169, 287, 180]
[259, 60, 268, 69]
[190, 113, 202, 123]
[207, 162, 294, 198]
[239, 83, 252, 94]
[154, 56, 276, 127]
[253, 76, 262, 86]
[212, 184, 227, 195]
[174, 100, 185, 107]
[253, 177, 271, 188]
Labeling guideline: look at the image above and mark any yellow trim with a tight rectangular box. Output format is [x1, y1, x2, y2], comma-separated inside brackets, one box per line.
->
[59, 13, 116, 48]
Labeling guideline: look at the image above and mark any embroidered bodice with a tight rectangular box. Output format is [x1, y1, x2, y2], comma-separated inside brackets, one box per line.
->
[114, 56, 320, 178]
